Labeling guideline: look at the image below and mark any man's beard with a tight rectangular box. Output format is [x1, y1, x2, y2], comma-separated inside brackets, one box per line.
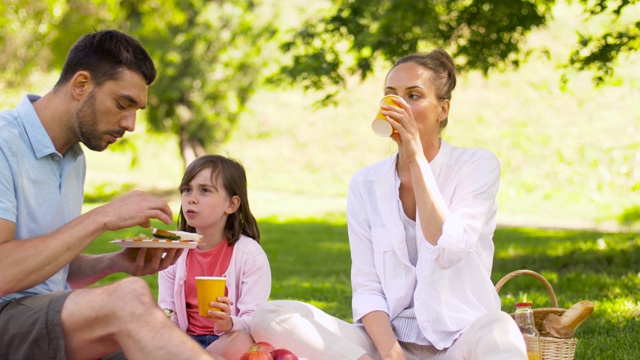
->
[76, 90, 119, 151]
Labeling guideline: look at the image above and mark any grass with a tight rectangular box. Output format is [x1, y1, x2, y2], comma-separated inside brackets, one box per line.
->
[85, 217, 640, 359]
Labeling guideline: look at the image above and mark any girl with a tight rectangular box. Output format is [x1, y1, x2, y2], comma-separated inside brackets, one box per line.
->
[159, 155, 271, 359]
[250, 50, 526, 359]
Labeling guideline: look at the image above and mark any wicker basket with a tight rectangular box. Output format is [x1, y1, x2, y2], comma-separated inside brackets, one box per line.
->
[495, 270, 578, 360]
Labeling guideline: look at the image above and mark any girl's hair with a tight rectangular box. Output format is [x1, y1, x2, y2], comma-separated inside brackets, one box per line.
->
[390, 49, 457, 129]
[177, 155, 260, 245]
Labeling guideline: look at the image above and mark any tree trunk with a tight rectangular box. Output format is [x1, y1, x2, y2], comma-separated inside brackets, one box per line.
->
[179, 132, 206, 168]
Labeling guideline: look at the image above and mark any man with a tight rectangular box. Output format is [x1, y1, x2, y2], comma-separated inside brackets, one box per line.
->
[0, 30, 218, 359]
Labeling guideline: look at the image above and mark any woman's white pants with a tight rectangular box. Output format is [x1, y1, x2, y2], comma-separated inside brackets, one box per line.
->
[250, 300, 527, 360]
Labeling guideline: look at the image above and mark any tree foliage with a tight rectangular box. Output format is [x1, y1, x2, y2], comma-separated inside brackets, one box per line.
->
[0, 1, 63, 86]
[0, 0, 277, 166]
[570, 0, 640, 84]
[2, 0, 639, 161]
[126, 0, 277, 165]
[271, 0, 640, 103]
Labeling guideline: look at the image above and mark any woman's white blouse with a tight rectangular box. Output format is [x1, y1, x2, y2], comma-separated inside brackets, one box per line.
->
[347, 139, 502, 350]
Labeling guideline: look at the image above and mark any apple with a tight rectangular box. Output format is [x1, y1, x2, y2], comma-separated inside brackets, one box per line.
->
[249, 341, 276, 353]
[240, 350, 273, 360]
[271, 348, 299, 360]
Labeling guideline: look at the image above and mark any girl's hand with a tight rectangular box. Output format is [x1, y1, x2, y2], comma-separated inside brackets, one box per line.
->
[381, 98, 424, 166]
[206, 296, 234, 332]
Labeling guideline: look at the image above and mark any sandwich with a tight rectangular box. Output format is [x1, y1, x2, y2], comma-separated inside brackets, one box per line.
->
[151, 228, 203, 242]
[111, 228, 203, 248]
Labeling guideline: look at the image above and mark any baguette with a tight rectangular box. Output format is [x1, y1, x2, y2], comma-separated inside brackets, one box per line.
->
[543, 313, 575, 339]
[559, 300, 594, 330]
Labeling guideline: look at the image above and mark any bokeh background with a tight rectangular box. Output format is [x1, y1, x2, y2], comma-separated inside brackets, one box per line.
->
[2, 0, 638, 230]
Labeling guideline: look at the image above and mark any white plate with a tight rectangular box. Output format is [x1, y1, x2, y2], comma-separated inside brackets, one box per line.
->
[110, 238, 201, 249]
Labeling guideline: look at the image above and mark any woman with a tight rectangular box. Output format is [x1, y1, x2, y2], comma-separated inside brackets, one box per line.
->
[250, 49, 526, 359]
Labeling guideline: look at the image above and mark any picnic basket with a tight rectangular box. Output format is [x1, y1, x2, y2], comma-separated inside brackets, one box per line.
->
[495, 269, 578, 360]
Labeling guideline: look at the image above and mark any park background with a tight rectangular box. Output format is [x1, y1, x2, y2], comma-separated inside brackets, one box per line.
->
[2, 0, 639, 358]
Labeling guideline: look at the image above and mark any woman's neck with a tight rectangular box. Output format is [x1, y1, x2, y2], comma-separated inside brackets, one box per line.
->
[397, 136, 441, 174]
[423, 136, 442, 162]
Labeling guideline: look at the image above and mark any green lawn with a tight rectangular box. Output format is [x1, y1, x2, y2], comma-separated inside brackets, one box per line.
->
[86, 217, 640, 359]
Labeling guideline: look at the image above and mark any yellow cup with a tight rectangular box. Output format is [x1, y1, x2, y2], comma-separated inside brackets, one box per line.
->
[195, 276, 226, 316]
[371, 95, 401, 137]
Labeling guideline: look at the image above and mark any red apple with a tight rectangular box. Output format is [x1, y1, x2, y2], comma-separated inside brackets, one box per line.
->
[240, 351, 273, 360]
[271, 348, 299, 360]
[249, 341, 276, 353]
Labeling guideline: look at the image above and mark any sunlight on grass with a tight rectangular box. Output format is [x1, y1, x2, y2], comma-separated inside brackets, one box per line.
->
[596, 298, 640, 320]
[489, 225, 640, 358]
[318, 242, 350, 251]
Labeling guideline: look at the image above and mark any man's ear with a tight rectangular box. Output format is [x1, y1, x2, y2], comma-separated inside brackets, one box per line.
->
[225, 195, 241, 214]
[69, 71, 93, 100]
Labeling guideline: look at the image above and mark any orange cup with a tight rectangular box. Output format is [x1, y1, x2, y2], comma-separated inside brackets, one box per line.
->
[371, 95, 401, 137]
[195, 276, 226, 316]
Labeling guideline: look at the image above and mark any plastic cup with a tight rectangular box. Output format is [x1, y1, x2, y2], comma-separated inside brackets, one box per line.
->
[371, 95, 401, 137]
[195, 276, 226, 315]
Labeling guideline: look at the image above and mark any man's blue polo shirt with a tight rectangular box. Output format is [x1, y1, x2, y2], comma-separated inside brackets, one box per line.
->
[0, 94, 86, 301]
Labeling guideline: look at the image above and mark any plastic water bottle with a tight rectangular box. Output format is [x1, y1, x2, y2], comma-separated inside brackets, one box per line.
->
[515, 302, 541, 360]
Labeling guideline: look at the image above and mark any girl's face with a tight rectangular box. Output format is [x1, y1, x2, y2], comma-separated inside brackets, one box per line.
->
[384, 62, 449, 144]
[180, 167, 239, 234]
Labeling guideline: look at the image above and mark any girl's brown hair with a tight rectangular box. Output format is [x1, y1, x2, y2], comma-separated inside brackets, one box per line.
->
[390, 49, 457, 129]
[177, 155, 260, 244]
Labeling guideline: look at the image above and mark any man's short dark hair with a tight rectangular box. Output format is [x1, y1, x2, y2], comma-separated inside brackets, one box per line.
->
[55, 29, 156, 88]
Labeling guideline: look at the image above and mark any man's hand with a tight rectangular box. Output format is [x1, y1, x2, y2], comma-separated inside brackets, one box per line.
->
[114, 247, 184, 276]
[90, 191, 173, 232]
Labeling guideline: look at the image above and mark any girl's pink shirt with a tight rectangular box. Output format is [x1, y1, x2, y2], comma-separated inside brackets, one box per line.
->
[185, 240, 234, 335]
[158, 235, 271, 335]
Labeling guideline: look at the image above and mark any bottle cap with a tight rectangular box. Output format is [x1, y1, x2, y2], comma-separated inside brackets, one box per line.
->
[516, 302, 532, 307]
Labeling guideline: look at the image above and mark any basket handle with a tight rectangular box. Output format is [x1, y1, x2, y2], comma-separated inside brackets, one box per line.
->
[495, 269, 558, 308]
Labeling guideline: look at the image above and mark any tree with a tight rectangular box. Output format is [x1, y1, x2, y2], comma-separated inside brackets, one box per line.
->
[0, 0, 277, 166]
[127, 0, 277, 165]
[3, 0, 638, 163]
[271, 0, 640, 102]
[570, 0, 640, 85]
[0, 0, 67, 87]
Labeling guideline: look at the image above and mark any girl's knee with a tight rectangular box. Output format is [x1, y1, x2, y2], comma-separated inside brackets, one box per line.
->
[224, 330, 254, 347]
